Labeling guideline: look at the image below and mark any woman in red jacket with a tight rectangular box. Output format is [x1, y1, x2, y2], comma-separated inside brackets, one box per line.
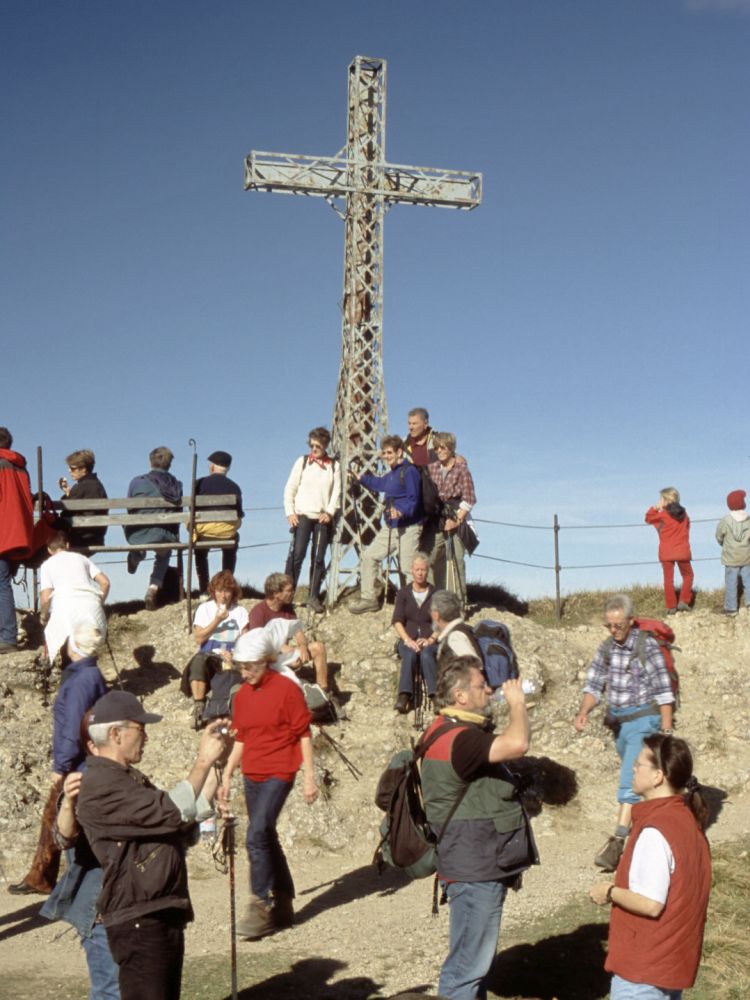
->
[590, 735, 711, 999]
[645, 488, 693, 614]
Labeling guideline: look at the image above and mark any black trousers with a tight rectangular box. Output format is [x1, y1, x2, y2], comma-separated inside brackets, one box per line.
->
[285, 517, 330, 599]
[195, 538, 238, 593]
[106, 909, 186, 1000]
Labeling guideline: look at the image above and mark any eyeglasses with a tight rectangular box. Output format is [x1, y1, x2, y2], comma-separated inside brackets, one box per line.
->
[435, 444, 450, 451]
[68, 465, 85, 472]
[309, 442, 325, 451]
[604, 621, 631, 632]
[117, 723, 145, 734]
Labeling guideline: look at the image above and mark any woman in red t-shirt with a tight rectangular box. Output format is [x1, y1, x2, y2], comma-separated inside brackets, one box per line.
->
[220, 628, 318, 941]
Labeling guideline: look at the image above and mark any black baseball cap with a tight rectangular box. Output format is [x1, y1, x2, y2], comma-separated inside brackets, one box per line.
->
[89, 691, 162, 726]
[207, 450, 232, 467]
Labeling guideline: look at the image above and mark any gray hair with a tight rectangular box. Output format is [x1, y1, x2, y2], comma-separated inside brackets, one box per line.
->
[408, 407, 429, 422]
[411, 552, 430, 567]
[431, 589, 463, 623]
[605, 593, 634, 618]
[88, 721, 125, 747]
[71, 623, 105, 658]
[435, 655, 479, 709]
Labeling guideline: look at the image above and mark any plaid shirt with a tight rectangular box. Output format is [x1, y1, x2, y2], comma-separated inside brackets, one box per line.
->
[584, 627, 674, 709]
[427, 460, 477, 508]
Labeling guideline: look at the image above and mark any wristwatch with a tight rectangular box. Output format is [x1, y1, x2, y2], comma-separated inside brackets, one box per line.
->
[606, 884, 615, 904]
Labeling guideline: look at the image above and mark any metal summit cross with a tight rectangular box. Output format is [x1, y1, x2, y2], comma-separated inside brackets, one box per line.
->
[244, 55, 481, 602]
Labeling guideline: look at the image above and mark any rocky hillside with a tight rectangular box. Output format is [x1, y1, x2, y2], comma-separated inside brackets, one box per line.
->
[1, 597, 749, 997]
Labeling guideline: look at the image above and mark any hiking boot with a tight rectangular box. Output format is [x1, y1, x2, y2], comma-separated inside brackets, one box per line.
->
[665, 608, 677, 616]
[238, 896, 275, 940]
[394, 692, 413, 715]
[271, 890, 294, 929]
[307, 595, 325, 615]
[723, 609, 738, 617]
[7, 880, 52, 896]
[191, 700, 205, 731]
[349, 598, 380, 615]
[144, 586, 159, 611]
[127, 551, 141, 575]
[594, 835, 625, 872]
[0, 642, 18, 656]
[677, 602, 691, 612]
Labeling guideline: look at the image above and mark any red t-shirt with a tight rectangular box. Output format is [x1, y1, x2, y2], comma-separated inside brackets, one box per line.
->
[247, 601, 295, 630]
[231, 668, 311, 782]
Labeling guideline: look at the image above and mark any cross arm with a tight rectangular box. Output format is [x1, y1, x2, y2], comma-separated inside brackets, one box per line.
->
[245, 151, 482, 209]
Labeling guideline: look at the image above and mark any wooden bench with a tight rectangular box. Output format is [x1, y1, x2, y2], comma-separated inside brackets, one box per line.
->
[50, 493, 240, 624]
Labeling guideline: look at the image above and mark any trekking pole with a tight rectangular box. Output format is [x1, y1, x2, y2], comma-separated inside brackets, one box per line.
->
[306, 522, 321, 628]
[315, 726, 362, 779]
[104, 635, 125, 690]
[382, 521, 393, 617]
[185, 438, 198, 631]
[446, 532, 468, 613]
[224, 815, 239, 1000]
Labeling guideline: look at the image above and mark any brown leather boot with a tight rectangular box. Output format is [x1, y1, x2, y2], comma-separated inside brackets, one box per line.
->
[237, 895, 275, 940]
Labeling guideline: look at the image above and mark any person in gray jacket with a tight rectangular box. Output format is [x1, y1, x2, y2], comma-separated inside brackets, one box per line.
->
[716, 489, 750, 615]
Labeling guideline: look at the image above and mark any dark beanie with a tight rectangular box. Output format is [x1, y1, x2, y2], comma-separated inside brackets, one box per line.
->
[727, 490, 746, 511]
[207, 450, 232, 468]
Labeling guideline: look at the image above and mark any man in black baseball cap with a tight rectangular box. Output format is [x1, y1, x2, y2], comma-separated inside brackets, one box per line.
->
[194, 449, 243, 595]
[77, 691, 228, 999]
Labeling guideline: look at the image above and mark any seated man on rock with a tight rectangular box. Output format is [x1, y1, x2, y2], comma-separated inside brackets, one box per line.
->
[246, 572, 338, 710]
[430, 589, 483, 666]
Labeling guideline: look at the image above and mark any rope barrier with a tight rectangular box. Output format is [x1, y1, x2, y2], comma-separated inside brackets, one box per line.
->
[475, 515, 720, 531]
[473, 553, 554, 570]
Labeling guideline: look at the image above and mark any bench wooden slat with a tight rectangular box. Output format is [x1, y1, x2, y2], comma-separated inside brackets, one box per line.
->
[56, 495, 239, 511]
[66, 510, 238, 527]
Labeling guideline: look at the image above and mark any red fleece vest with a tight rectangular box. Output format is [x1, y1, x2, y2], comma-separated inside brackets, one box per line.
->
[606, 795, 711, 989]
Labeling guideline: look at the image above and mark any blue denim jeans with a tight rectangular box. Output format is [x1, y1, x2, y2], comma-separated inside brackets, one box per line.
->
[612, 705, 662, 805]
[82, 922, 121, 999]
[611, 974, 682, 999]
[724, 564, 750, 612]
[0, 556, 17, 645]
[397, 641, 438, 696]
[438, 879, 508, 1000]
[243, 776, 294, 903]
[285, 517, 331, 599]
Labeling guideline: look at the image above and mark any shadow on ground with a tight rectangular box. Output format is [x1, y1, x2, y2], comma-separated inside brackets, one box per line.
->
[295, 863, 411, 925]
[489, 921, 609, 1000]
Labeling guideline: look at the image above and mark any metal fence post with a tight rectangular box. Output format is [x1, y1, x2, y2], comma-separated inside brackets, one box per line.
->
[553, 514, 561, 620]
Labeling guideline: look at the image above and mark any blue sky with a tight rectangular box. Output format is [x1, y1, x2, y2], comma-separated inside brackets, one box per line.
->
[3, 0, 749, 605]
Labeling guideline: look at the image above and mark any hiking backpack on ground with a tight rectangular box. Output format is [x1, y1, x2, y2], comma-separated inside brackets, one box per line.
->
[373, 720, 467, 879]
[450, 620, 520, 690]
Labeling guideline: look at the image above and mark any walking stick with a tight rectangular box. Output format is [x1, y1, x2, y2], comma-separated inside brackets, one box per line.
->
[185, 438, 198, 631]
[446, 532, 468, 612]
[213, 812, 239, 1000]
[315, 726, 362, 779]
[104, 635, 125, 690]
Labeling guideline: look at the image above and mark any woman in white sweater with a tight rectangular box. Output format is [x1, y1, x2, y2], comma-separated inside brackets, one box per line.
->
[283, 427, 341, 613]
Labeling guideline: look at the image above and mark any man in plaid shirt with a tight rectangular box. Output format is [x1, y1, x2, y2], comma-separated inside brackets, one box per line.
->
[573, 593, 675, 871]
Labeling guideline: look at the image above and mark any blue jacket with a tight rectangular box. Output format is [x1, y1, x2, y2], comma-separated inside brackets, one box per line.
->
[52, 657, 107, 774]
[126, 469, 183, 544]
[359, 461, 423, 528]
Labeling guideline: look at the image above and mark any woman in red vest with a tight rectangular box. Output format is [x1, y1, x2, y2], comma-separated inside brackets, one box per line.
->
[590, 734, 711, 1000]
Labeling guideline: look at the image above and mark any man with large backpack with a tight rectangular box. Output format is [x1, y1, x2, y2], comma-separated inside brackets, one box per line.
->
[349, 435, 424, 615]
[573, 593, 675, 872]
[421, 656, 536, 1000]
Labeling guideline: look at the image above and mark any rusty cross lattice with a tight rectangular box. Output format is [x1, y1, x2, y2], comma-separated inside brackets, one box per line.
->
[244, 55, 482, 602]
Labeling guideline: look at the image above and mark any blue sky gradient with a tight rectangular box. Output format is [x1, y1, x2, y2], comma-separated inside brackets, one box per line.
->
[3, 0, 749, 604]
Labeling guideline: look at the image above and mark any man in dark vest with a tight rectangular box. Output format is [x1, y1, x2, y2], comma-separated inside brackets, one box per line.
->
[421, 656, 536, 1000]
